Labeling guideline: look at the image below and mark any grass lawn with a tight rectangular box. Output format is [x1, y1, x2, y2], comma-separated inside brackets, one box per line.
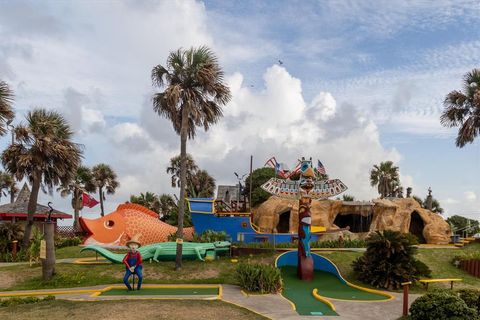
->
[1, 244, 479, 293]
[0, 299, 268, 320]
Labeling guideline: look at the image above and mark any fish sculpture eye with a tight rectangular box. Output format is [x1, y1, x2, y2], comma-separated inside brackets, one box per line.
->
[104, 220, 115, 229]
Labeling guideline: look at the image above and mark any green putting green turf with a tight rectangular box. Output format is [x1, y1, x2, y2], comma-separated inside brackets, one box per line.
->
[281, 266, 389, 316]
[100, 287, 219, 296]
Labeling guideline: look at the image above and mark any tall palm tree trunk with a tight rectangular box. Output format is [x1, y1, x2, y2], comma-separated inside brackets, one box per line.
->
[10, 186, 14, 203]
[99, 187, 104, 216]
[73, 188, 81, 231]
[175, 109, 188, 270]
[22, 174, 41, 247]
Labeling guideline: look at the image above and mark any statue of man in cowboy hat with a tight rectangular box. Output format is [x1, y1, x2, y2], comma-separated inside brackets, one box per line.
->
[123, 234, 143, 290]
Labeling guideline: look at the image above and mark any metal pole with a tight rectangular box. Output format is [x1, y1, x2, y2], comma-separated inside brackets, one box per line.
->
[249, 155, 253, 211]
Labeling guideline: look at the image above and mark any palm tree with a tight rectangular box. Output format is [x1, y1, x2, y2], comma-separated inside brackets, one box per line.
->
[166, 154, 198, 188]
[158, 193, 176, 220]
[440, 69, 480, 147]
[1, 109, 82, 247]
[151, 46, 231, 270]
[0, 171, 16, 203]
[412, 195, 444, 214]
[370, 161, 400, 198]
[130, 192, 161, 215]
[0, 81, 15, 136]
[58, 165, 96, 230]
[190, 169, 215, 198]
[92, 163, 119, 216]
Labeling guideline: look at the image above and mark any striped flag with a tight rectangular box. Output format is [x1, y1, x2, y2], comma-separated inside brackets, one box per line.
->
[286, 161, 302, 178]
[264, 156, 278, 168]
[317, 160, 326, 175]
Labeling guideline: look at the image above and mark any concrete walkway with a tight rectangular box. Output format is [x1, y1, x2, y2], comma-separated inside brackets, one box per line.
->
[0, 284, 421, 320]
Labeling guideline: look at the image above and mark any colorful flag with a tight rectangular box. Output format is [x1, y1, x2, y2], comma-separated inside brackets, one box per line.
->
[317, 160, 326, 175]
[286, 161, 302, 178]
[264, 156, 278, 168]
[82, 193, 99, 208]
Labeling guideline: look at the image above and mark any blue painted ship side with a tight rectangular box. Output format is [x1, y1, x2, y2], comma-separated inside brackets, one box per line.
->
[188, 198, 320, 244]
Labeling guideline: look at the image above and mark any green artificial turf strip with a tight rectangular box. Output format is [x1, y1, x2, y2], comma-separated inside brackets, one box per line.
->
[100, 287, 219, 296]
[280, 266, 338, 316]
[280, 266, 390, 316]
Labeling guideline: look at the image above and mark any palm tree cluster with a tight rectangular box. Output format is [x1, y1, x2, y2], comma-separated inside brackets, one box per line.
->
[166, 154, 216, 198]
[152, 46, 231, 270]
[369, 161, 400, 198]
[440, 68, 480, 148]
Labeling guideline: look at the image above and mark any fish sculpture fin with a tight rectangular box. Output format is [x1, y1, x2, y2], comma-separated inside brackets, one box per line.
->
[116, 203, 159, 219]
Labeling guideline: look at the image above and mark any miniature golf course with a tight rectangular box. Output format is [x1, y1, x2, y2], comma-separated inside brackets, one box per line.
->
[100, 287, 219, 296]
[276, 252, 393, 316]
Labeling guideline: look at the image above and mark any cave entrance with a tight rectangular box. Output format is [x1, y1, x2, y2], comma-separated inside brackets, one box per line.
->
[409, 211, 426, 244]
[333, 213, 372, 233]
[277, 210, 291, 233]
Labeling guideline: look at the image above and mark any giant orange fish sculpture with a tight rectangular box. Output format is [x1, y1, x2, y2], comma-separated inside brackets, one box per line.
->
[80, 203, 194, 246]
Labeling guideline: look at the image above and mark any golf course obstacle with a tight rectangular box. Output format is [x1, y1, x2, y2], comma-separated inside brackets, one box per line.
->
[262, 157, 347, 281]
[80, 241, 231, 263]
[275, 251, 394, 316]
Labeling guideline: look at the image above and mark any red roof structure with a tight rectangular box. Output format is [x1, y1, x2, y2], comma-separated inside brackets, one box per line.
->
[0, 183, 72, 222]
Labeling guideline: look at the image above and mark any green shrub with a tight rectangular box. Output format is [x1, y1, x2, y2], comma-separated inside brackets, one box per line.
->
[235, 263, 282, 294]
[54, 235, 81, 248]
[457, 289, 480, 314]
[413, 259, 432, 278]
[409, 291, 479, 320]
[352, 230, 430, 290]
[311, 238, 367, 248]
[0, 295, 55, 307]
[193, 230, 228, 243]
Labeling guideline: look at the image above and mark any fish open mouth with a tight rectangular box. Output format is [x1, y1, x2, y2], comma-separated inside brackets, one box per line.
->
[79, 217, 92, 237]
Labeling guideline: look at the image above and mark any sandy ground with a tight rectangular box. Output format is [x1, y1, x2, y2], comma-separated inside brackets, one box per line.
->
[0, 299, 267, 320]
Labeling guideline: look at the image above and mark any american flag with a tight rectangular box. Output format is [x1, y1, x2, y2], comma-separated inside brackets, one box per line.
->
[286, 161, 302, 178]
[317, 160, 326, 175]
[264, 156, 278, 169]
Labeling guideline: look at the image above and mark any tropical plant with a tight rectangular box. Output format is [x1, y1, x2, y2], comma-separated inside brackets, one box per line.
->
[409, 290, 479, 320]
[92, 163, 119, 216]
[166, 154, 198, 188]
[190, 169, 215, 198]
[58, 165, 96, 230]
[244, 167, 275, 207]
[235, 262, 283, 294]
[130, 192, 161, 215]
[0, 171, 16, 203]
[0, 80, 15, 136]
[158, 193, 177, 219]
[0, 222, 23, 253]
[1, 109, 82, 247]
[342, 194, 355, 201]
[352, 230, 430, 290]
[412, 195, 444, 214]
[440, 68, 480, 148]
[369, 161, 400, 198]
[151, 45, 231, 270]
[192, 230, 228, 243]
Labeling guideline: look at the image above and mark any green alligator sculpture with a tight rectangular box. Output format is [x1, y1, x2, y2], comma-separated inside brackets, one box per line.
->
[80, 241, 231, 263]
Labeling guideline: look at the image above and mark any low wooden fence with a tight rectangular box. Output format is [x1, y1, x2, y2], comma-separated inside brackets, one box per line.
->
[459, 259, 480, 277]
[55, 226, 86, 238]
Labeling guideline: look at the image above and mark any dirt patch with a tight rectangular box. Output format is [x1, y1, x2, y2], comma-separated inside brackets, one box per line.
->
[0, 269, 38, 290]
[0, 300, 267, 320]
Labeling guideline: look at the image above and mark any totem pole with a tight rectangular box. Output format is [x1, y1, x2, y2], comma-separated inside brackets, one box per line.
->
[261, 157, 347, 281]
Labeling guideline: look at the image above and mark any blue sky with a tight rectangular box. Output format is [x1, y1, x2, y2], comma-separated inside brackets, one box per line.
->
[0, 0, 479, 222]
